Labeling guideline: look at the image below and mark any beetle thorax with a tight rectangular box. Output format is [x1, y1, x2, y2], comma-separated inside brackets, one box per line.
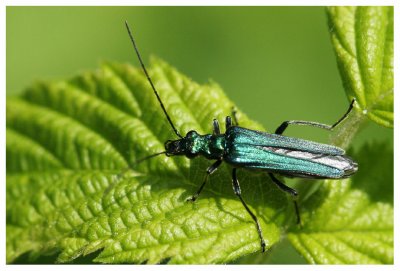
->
[186, 130, 225, 159]
[165, 130, 225, 159]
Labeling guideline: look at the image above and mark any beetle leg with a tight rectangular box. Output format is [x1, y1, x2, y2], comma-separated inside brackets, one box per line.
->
[232, 168, 266, 252]
[275, 99, 355, 135]
[231, 107, 239, 126]
[187, 159, 222, 202]
[225, 116, 232, 130]
[225, 108, 239, 132]
[268, 173, 301, 225]
[212, 119, 221, 135]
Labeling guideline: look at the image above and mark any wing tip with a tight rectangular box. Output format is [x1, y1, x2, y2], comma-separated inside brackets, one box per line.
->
[341, 155, 358, 177]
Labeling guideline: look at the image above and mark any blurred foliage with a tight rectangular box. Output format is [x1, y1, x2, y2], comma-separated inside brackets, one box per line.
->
[6, 6, 393, 147]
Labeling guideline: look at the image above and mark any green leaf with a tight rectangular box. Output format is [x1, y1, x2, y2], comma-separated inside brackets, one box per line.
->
[6, 59, 289, 264]
[288, 142, 393, 264]
[327, 6, 393, 128]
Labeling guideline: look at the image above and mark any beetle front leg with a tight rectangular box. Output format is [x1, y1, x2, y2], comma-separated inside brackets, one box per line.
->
[275, 99, 355, 135]
[225, 116, 233, 131]
[186, 159, 222, 202]
[212, 119, 221, 135]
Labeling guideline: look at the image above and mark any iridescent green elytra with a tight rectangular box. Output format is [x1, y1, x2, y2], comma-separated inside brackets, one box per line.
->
[125, 22, 358, 252]
[166, 126, 357, 179]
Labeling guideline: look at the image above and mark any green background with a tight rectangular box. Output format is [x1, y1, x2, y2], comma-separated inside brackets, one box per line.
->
[7, 6, 392, 147]
[6, 6, 393, 263]
[6, 7, 393, 146]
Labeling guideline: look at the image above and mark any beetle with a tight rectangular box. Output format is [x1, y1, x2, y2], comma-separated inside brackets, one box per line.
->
[124, 21, 358, 252]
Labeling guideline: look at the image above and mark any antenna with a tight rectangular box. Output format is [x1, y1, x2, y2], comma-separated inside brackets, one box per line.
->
[133, 151, 167, 164]
[125, 21, 183, 139]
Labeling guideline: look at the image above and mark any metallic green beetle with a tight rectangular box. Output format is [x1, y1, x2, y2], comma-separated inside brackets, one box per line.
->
[125, 22, 358, 252]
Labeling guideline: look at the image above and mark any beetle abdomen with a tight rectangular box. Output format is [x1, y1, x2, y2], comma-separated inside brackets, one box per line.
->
[224, 126, 358, 179]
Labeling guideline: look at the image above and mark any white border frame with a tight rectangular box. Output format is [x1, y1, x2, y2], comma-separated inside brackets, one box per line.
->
[2, 1, 398, 270]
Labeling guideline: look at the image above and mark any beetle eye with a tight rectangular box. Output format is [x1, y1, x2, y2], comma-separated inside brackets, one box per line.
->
[165, 140, 173, 152]
[186, 130, 197, 138]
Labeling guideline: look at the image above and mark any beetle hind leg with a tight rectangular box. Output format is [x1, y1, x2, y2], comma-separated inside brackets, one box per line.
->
[268, 173, 301, 225]
[274, 99, 356, 135]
